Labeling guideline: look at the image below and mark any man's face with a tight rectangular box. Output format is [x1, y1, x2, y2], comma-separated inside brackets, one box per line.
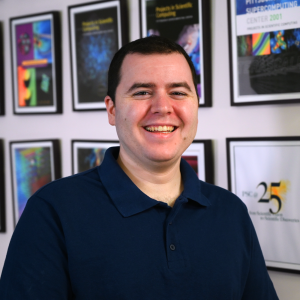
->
[105, 53, 199, 166]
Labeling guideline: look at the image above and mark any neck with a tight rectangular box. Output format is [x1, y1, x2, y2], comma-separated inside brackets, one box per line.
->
[117, 147, 183, 207]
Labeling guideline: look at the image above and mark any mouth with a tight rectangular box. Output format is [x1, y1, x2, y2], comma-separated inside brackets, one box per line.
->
[144, 125, 176, 133]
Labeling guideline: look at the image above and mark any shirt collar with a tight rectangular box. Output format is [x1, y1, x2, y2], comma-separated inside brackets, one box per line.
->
[98, 147, 211, 217]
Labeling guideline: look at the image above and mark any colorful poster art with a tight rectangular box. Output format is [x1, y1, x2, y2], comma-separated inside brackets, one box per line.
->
[72, 140, 119, 174]
[140, 0, 211, 107]
[181, 140, 213, 183]
[227, 137, 300, 271]
[69, 1, 123, 110]
[228, 0, 300, 105]
[11, 13, 61, 114]
[10, 140, 60, 225]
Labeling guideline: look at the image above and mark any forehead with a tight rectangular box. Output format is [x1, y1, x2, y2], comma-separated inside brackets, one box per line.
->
[119, 53, 193, 85]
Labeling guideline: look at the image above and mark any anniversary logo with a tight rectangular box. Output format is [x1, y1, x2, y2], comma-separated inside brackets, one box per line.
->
[228, 139, 300, 270]
[230, 0, 300, 104]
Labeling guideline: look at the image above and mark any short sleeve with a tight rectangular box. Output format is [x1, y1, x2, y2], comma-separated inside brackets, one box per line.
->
[0, 195, 73, 299]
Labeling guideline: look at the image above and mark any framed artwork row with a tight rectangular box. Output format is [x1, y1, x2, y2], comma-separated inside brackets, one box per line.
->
[68, 0, 128, 111]
[72, 139, 213, 183]
[228, 0, 300, 106]
[10, 11, 62, 114]
[139, 0, 212, 107]
[10, 139, 61, 225]
[227, 137, 300, 273]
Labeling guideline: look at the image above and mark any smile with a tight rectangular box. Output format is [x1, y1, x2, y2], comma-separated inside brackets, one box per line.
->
[144, 126, 175, 133]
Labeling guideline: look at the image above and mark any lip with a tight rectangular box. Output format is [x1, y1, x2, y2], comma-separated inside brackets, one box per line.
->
[143, 124, 177, 133]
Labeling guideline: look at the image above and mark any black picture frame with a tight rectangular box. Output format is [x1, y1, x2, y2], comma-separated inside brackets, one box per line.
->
[0, 140, 5, 232]
[10, 11, 62, 114]
[0, 22, 4, 116]
[182, 139, 213, 184]
[69, 0, 128, 111]
[227, 136, 300, 273]
[139, 0, 212, 107]
[10, 139, 61, 225]
[72, 139, 120, 174]
[227, 0, 300, 106]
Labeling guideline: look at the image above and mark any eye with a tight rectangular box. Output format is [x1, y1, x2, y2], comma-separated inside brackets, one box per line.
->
[133, 91, 149, 96]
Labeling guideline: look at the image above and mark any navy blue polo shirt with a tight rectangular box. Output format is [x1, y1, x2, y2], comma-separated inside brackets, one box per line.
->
[0, 147, 278, 299]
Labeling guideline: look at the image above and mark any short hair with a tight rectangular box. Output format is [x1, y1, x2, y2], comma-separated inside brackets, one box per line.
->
[107, 35, 199, 103]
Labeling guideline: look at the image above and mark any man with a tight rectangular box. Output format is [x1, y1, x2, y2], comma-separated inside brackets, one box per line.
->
[0, 36, 278, 299]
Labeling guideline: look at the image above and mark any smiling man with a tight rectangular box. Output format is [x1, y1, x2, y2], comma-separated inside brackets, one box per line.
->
[0, 36, 278, 299]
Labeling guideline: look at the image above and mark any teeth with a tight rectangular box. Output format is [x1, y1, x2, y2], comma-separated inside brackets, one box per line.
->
[145, 126, 175, 132]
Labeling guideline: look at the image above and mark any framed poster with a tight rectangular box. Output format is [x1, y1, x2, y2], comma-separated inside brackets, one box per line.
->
[10, 139, 61, 225]
[227, 137, 300, 272]
[0, 23, 4, 116]
[0, 140, 5, 232]
[69, 0, 128, 111]
[182, 139, 213, 183]
[10, 12, 62, 114]
[139, 0, 211, 107]
[228, 0, 300, 106]
[72, 140, 119, 174]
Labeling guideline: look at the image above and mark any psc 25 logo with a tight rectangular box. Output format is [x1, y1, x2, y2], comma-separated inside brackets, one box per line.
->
[242, 181, 290, 215]
[256, 181, 290, 215]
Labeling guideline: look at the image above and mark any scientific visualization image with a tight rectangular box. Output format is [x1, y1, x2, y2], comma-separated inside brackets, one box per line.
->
[77, 147, 107, 173]
[16, 19, 54, 107]
[237, 27, 300, 95]
[75, 7, 119, 103]
[145, 0, 201, 97]
[14, 146, 52, 218]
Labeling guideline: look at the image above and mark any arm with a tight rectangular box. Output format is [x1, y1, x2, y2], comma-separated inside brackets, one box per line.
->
[241, 222, 279, 300]
[0, 195, 73, 299]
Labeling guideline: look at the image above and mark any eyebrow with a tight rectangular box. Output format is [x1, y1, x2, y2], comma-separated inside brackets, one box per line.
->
[126, 81, 193, 94]
[126, 83, 156, 94]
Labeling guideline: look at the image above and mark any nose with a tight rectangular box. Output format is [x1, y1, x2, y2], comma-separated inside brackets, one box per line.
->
[150, 92, 174, 115]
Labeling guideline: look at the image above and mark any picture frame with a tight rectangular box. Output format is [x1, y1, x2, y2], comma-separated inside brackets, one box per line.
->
[227, 137, 300, 273]
[0, 140, 5, 232]
[10, 11, 62, 114]
[10, 139, 61, 225]
[182, 139, 213, 183]
[0, 22, 4, 116]
[69, 0, 128, 111]
[227, 0, 300, 106]
[72, 140, 120, 174]
[139, 0, 212, 107]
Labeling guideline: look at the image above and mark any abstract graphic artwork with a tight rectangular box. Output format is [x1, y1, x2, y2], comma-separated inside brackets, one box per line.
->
[10, 140, 61, 224]
[252, 33, 270, 56]
[10, 12, 61, 114]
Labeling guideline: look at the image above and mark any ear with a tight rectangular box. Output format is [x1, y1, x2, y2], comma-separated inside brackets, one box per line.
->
[105, 96, 116, 126]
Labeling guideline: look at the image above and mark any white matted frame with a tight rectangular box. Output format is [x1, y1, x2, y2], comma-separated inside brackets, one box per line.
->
[10, 139, 61, 225]
[10, 12, 62, 114]
[69, 0, 128, 111]
[227, 137, 300, 273]
[227, 0, 300, 106]
[182, 140, 213, 183]
[72, 140, 119, 174]
[139, 0, 212, 107]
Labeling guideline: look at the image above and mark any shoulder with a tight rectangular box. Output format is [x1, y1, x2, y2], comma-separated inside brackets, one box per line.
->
[31, 167, 105, 206]
[199, 180, 250, 221]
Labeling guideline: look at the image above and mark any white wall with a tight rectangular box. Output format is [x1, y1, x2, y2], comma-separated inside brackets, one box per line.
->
[0, 0, 299, 298]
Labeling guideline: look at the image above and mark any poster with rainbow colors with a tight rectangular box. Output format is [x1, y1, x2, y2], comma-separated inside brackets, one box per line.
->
[228, 0, 300, 105]
[10, 12, 61, 114]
